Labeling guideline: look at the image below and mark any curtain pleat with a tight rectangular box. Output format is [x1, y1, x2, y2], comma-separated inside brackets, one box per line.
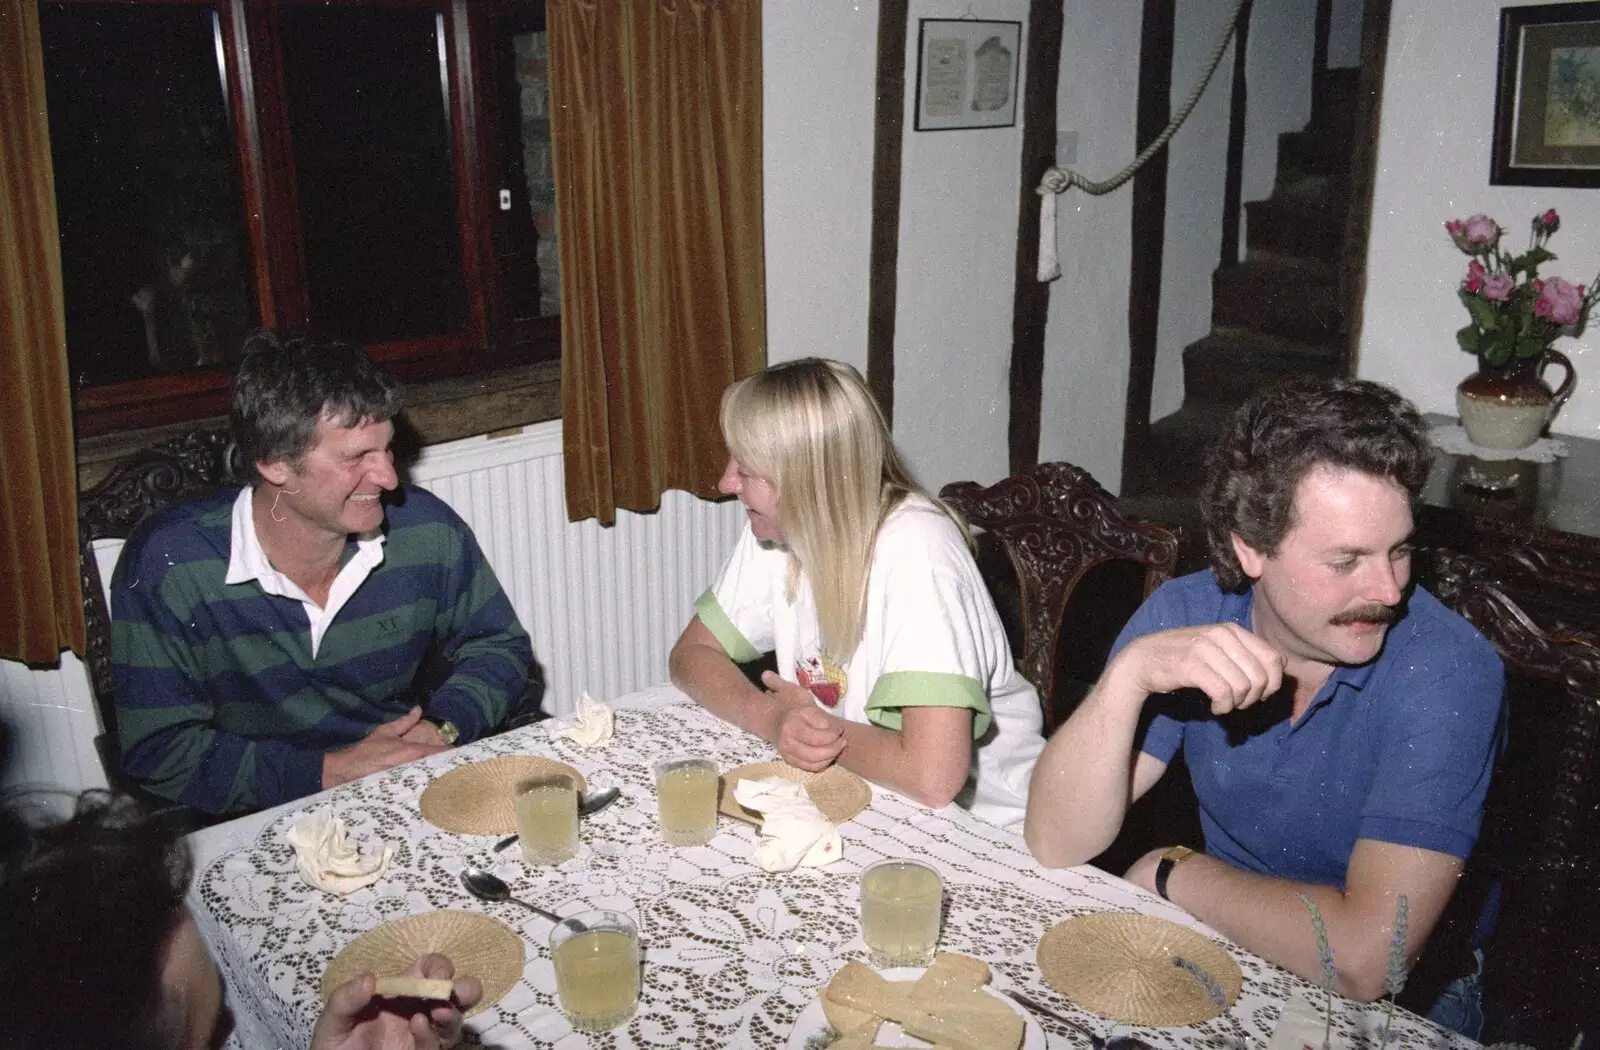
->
[549, 0, 765, 524]
[0, 0, 84, 664]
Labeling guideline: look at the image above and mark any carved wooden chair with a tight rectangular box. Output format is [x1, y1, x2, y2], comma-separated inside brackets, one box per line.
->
[939, 461, 1182, 734]
[1425, 548, 1600, 1041]
[78, 428, 250, 800]
[940, 462, 1193, 876]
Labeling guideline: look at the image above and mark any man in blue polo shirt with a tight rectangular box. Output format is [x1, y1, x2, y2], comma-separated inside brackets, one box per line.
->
[1024, 378, 1503, 1032]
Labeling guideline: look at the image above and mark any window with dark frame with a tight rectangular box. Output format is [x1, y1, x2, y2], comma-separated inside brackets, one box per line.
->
[38, 0, 558, 438]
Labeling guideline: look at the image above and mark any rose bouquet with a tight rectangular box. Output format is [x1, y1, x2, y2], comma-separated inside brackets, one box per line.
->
[1446, 209, 1599, 368]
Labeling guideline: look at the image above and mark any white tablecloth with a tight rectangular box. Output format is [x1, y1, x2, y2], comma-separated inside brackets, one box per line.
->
[188, 685, 1472, 1049]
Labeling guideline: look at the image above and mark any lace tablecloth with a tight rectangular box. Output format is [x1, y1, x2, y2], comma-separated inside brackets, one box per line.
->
[188, 685, 1473, 1049]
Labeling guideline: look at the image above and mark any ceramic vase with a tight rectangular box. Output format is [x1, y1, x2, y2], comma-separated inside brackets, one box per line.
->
[1455, 348, 1576, 450]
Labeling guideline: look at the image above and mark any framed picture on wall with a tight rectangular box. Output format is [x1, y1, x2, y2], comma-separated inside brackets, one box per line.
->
[1492, 1, 1600, 186]
[914, 18, 1022, 131]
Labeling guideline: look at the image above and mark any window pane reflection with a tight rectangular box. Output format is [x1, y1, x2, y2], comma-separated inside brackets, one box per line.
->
[40, 3, 257, 388]
[279, 5, 468, 344]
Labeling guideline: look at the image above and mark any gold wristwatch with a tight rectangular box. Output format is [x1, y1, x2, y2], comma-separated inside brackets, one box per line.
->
[1154, 845, 1196, 901]
[423, 717, 460, 746]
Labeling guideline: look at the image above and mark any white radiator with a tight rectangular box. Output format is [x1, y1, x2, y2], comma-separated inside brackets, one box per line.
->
[0, 420, 743, 791]
[410, 421, 745, 718]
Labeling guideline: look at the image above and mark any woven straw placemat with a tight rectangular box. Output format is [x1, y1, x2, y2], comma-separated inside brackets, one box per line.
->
[419, 755, 587, 835]
[320, 910, 524, 1016]
[718, 760, 871, 825]
[1037, 912, 1242, 1026]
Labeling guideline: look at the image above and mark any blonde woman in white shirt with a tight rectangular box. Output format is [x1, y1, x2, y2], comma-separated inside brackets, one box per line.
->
[668, 358, 1045, 829]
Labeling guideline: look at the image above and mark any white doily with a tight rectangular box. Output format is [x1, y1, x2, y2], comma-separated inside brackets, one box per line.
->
[1428, 424, 1570, 463]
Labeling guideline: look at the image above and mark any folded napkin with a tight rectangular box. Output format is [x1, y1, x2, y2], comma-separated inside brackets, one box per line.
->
[549, 691, 614, 748]
[284, 810, 393, 895]
[732, 776, 843, 872]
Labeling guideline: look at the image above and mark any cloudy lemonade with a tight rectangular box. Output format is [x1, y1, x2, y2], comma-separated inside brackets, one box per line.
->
[860, 859, 942, 967]
[551, 928, 640, 1031]
[513, 778, 577, 864]
[655, 759, 718, 846]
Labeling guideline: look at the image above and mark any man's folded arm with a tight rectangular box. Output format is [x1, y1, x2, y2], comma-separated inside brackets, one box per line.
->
[1147, 837, 1463, 1002]
[425, 546, 534, 742]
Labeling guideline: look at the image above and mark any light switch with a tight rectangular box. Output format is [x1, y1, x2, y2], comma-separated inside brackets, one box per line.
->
[1057, 131, 1079, 166]
[499, 189, 512, 211]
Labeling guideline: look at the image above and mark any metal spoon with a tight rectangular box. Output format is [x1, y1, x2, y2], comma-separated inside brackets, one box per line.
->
[1002, 989, 1156, 1049]
[492, 786, 621, 853]
[459, 866, 578, 929]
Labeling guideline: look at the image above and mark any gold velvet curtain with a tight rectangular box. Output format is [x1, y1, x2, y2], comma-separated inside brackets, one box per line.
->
[548, 0, 766, 524]
[0, 0, 84, 663]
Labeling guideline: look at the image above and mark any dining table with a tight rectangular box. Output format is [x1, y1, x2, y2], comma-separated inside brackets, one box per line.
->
[187, 684, 1476, 1049]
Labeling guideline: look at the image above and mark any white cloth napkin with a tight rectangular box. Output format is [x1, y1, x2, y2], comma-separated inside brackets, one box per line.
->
[732, 776, 843, 872]
[284, 810, 393, 895]
[549, 691, 614, 747]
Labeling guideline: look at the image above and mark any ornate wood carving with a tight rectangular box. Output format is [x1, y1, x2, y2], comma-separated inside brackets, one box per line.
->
[1427, 547, 1600, 1030]
[77, 428, 248, 764]
[941, 462, 1181, 732]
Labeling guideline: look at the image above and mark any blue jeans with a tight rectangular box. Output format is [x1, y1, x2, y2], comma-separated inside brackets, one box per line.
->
[1425, 948, 1486, 1040]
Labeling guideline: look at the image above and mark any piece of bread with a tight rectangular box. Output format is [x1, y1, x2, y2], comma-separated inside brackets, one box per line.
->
[909, 953, 990, 1002]
[372, 976, 455, 1000]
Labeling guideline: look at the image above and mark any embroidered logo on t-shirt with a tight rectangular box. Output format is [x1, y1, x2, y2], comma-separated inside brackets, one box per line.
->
[795, 652, 847, 708]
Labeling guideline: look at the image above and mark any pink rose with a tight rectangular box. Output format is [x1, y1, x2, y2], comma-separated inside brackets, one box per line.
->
[1464, 259, 1486, 293]
[1539, 208, 1560, 234]
[1447, 214, 1499, 253]
[1535, 276, 1584, 326]
[1482, 273, 1515, 301]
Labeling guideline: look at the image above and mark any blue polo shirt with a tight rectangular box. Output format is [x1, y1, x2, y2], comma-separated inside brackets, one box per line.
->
[1118, 571, 1505, 891]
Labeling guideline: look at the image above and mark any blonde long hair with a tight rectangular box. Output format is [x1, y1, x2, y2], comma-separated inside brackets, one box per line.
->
[720, 358, 966, 660]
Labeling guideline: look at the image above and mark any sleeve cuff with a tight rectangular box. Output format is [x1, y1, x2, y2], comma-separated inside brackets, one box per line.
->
[694, 590, 763, 663]
[425, 691, 489, 745]
[256, 745, 328, 811]
[1358, 817, 1478, 860]
[864, 671, 991, 738]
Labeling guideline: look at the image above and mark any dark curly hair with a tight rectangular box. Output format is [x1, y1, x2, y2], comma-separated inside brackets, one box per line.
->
[230, 329, 402, 480]
[1200, 378, 1431, 592]
[0, 791, 193, 1050]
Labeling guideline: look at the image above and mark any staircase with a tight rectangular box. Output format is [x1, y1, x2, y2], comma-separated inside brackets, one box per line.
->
[1121, 67, 1361, 568]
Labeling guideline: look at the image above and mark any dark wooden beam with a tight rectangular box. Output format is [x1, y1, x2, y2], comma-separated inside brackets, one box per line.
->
[1120, 0, 1176, 493]
[1338, 0, 1393, 378]
[866, 0, 910, 426]
[1219, 1, 1252, 267]
[1007, 1, 1066, 474]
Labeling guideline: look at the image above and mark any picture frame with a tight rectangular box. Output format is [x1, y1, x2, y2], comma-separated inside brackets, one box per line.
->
[1491, 1, 1600, 186]
[913, 18, 1022, 131]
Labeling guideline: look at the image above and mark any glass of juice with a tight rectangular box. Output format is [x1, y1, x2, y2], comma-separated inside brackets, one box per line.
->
[549, 911, 642, 1032]
[512, 773, 578, 865]
[652, 755, 718, 846]
[859, 858, 943, 967]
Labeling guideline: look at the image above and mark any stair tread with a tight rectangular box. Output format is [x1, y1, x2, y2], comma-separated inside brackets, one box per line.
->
[1186, 327, 1343, 365]
[1221, 253, 1339, 284]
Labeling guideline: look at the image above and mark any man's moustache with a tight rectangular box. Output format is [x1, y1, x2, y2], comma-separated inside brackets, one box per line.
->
[1329, 604, 1399, 626]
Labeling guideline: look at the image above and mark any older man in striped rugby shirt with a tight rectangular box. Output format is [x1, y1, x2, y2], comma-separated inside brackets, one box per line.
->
[110, 333, 537, 815]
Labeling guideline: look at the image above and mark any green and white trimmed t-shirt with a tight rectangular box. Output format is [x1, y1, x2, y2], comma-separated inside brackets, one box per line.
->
[696, 494, 1044, 829]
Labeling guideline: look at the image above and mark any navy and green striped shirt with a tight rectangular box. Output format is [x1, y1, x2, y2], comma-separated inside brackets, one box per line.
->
[111, 485, 534, 814]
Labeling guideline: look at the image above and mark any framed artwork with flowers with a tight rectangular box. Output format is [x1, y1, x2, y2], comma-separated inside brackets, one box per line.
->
[1492, 1, 1600, 186]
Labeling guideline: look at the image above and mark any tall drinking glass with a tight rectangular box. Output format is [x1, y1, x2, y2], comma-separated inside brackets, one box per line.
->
[512, 773, 578, 865]
[859, 858, 943, 967]
[653, 755, 718, 846]
[549, 911, 641, 1032]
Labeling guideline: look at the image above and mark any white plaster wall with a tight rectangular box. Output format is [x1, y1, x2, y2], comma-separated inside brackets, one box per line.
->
[889, 0, 1027, 490]
[1361, 0, 1600, 438]
[1328, 0, 1366, 68]
[1149, 1, 1238, 422]
[1036, 0, 1142, 493]
[761, 1, 879, 374]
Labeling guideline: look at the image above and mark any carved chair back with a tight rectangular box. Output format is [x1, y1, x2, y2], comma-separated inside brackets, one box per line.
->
[78, 428, 249, 790]
[1426, 547, 1600, 1036]
[939, 461, 1181, 735]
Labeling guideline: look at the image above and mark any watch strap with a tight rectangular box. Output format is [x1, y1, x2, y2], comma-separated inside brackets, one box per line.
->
[1154, 845, 1196, 901]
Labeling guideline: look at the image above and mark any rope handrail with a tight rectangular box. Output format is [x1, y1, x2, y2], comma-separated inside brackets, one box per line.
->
[1037, 0, 1252, 280]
